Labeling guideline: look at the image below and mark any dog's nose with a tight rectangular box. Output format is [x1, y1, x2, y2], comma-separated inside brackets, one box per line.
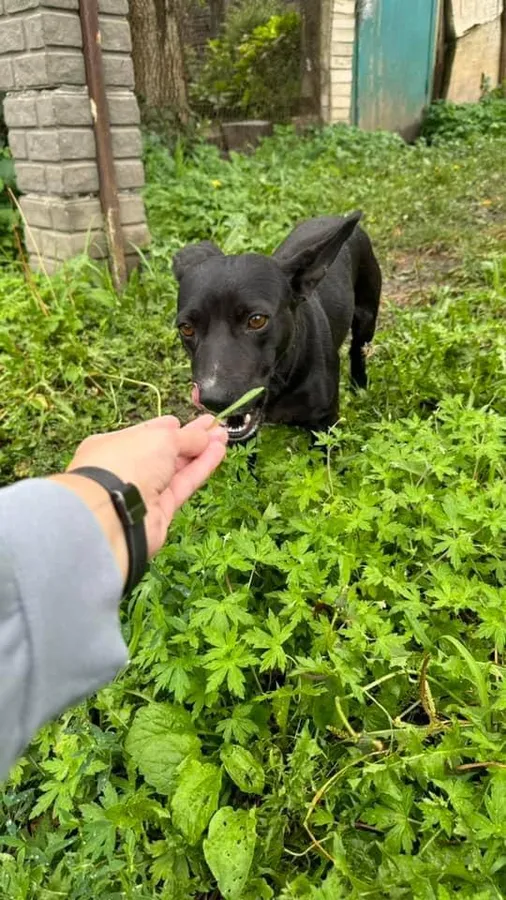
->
[199, 383, 231, 414]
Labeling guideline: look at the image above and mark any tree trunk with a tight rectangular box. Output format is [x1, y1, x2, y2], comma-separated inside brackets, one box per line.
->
[129, 0, 189, 122]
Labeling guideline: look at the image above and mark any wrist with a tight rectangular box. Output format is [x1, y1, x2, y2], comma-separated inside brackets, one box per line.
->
[49, 473, 129, 586]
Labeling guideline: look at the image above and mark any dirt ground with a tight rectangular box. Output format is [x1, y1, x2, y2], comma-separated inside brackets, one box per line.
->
[384, 249, 460, 306]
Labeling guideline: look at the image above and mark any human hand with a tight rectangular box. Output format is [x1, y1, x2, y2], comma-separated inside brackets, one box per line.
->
[49, 416, 227, 584]
[66, 415, 228, 559]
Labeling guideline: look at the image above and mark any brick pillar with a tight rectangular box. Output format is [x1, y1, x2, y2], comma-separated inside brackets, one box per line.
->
[0, 0, 150, 275]
[320, 0, 355, 126]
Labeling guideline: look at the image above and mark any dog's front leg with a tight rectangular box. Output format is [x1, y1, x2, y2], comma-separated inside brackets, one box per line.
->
[307, 367, 340, 455]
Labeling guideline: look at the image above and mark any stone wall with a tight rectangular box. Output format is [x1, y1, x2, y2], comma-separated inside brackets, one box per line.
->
[0, 0, 150, 275]
[320, 0, 355, 125]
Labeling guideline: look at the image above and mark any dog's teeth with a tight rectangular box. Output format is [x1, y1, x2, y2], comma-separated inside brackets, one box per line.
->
[226, 408, 261, 441]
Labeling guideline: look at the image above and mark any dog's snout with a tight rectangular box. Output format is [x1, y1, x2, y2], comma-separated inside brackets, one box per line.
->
[199, 382, 232, 413]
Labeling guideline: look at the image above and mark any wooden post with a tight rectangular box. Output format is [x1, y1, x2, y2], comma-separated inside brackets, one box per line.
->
[79, 0, 127, 291]
[432, 0, 446, 99]
[500, 0, 506, 88]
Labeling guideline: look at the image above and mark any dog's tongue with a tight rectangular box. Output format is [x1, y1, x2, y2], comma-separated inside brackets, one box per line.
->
[191, 383, 202, 408]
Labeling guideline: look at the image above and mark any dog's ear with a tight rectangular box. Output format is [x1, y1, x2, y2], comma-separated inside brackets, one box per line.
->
[172, 240, 224, 282]
[274, 211, 362, 298]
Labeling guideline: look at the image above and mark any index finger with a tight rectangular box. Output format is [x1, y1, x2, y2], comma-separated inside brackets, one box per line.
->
[176, 417, 228, 459]
[161, 440, 227, 513]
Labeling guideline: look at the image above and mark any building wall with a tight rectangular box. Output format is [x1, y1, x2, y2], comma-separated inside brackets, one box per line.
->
[321, 0, 355, 125]
[320, 0, 505, 130]
[446, 0, 504, 102]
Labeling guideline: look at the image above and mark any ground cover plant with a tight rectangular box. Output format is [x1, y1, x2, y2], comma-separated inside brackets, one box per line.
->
[1, 114, 506, 898]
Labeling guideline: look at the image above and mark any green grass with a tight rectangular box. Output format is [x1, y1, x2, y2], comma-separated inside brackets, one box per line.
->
[1, 122, 506, 898]
[144, 123, 506, 264]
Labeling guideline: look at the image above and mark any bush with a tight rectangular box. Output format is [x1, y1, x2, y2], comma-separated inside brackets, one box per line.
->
[222, 0, 287, 45]
[421, 96, 506, 143]
[191, 9, 301, 121]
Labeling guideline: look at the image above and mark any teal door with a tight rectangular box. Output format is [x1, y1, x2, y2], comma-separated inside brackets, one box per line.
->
[354, 0, 439, 138]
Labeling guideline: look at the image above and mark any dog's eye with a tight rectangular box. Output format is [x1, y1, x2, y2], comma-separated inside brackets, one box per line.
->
[179, 323, 195, 338]
[248, 314, 269, 331]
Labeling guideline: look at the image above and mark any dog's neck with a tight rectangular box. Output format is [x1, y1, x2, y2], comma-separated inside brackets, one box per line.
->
[270, 302, 311, 397]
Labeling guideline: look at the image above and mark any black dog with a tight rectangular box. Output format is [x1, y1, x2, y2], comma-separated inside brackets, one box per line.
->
[173, 212, 381, 443]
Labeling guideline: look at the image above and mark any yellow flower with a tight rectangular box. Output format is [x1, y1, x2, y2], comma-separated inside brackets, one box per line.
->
[211, 179, 222, 188]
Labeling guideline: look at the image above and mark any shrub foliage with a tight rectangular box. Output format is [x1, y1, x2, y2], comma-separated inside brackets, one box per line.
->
[191, 10, 301, 121]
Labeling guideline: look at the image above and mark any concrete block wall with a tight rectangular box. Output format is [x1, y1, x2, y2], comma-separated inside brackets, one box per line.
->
[0, 0, 150, 275]
[321, 0, 355, 125]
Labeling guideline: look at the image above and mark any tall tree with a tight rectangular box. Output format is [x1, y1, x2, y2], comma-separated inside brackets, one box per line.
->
[129, 0, 189, 123]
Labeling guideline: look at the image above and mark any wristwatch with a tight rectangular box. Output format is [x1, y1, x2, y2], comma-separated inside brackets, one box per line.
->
[71, 466, 148, 597]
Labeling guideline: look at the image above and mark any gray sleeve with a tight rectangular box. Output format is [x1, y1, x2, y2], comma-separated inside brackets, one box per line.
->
[0, 478, 128, 780]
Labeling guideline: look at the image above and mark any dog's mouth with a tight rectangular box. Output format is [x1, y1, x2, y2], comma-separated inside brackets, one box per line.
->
[225, 408, 263, 443]
[191, 383, 264, 443]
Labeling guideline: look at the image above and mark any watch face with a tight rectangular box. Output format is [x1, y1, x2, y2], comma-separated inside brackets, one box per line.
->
[123, 483, 147, 525]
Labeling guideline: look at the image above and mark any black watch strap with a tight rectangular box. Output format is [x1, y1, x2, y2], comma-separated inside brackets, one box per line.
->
[71, 466, 148, 597]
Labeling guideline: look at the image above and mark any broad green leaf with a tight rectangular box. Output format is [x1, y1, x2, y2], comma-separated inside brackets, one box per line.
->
[171, 759, 222, 844]
[203, 807, 257, 900]
[242, 878, 274, 899]
[125, 703, 201, 795]
[220, 744, 265, 794]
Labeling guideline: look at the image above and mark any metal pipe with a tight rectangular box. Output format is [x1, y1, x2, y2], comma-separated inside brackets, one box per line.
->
[79, 0, 127, 291]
